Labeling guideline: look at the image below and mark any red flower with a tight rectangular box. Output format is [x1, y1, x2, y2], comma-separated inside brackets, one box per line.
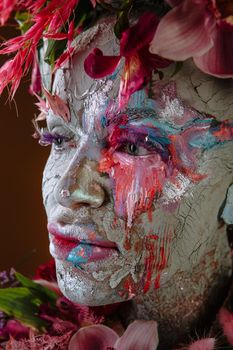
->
[84, 12, 171, 109]
[150, 0, 233, 78]
[34, 259, 57, 283]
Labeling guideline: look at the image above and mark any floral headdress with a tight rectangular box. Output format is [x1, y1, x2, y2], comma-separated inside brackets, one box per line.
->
[0, 0, 233, 107]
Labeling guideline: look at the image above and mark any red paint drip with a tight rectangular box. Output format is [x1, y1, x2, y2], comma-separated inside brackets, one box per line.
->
[143, 240, 156, 293]
[156, 246, 167, 271]
[154, 274, 161, 289]
[99, 150, 167, 227]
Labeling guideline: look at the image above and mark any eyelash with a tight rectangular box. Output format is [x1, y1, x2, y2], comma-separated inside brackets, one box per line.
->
[112, 130, 170, 160]
[37, 127, 71, 151]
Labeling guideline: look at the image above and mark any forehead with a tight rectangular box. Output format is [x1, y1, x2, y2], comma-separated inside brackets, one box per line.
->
[42, 21, 233, 136]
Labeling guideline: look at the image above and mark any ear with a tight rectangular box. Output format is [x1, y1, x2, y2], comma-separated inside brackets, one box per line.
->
[221, 184, 233, 225]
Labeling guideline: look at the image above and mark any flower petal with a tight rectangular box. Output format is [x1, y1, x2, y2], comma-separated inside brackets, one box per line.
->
[84, 48, 120, 79]
[188, 338, 215, 350]
[0, 0, 16, 26]
[218, 308, 233, 345]
[118, 55, 147, 109]
[194, 20, 233, 78]
[29, 54, 42, 95]
[68, 324, 119, 350]
[120, 12, 159, 57]
[43, 87, 71, 122]
[150, 0, 215, 60]
[115, 320, 158, 350]
[165, 0, 183, 6]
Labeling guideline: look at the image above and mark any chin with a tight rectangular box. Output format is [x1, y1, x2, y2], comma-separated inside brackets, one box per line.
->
[55, 259, 131, 306]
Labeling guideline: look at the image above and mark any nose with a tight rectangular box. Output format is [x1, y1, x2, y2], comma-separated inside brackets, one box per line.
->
[54, 158, 106, 209]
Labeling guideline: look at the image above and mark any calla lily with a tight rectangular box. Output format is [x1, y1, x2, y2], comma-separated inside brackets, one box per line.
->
[84, 12, 171, 109]
[150, 0, 233, 78]
[68, 320, 158, 350]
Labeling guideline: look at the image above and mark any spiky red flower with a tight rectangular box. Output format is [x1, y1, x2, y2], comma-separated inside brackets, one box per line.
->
[0, 0, 79, 97]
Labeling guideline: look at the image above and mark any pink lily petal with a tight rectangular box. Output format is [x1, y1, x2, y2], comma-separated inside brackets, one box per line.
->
[188, 338, 215, 350]
[90, 0, 97, 7]
[84, 48, 120, 79]
[119, 54, 147, 109]
[68, 324, 119, 350]
[139, 45, 172, 71]
[120, 12, 159, 57]
[115, 320, 158, 350]
[218, 308, 233, 345]
[150, 0, 215, 60]
[43, 87, 71, 122]
[194, 20, 233, 78]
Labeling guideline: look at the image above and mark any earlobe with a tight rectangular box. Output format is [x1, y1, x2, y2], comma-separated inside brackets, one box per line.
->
[221, 184, 233, 225]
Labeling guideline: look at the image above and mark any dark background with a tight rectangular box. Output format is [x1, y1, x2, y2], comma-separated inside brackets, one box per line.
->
[0, 26, 51, 277]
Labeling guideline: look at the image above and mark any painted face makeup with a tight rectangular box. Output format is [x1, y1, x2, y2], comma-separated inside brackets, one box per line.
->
[40, 24, 233, 310]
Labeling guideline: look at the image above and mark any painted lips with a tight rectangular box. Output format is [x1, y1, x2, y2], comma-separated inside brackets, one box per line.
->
[48, 223, 119, 267]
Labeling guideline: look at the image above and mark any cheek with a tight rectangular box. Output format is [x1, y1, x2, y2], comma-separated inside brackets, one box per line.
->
[42, 151, 72, 212]
[100, 152, 168, 227]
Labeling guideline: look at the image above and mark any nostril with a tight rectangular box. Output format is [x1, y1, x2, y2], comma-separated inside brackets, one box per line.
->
[60, 189, 71, 198]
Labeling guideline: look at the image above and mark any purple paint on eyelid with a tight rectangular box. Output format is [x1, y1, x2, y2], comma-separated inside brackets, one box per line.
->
[39, 132, 69, 146]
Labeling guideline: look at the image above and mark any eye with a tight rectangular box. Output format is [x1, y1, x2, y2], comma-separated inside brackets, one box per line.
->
[125, 143, 139, 155]
[53, 136, 66, 150]
[38, 130, 71, 152]
[120, 142, 151, 156]
[54, 137, 63, 146]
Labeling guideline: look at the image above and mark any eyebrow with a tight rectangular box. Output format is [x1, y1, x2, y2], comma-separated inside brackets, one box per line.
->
[46, 111, 84, 137]
[105, 108, 156, 126]
[106, 108, 178, 137]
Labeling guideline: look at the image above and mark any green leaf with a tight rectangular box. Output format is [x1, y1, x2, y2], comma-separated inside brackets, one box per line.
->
[44, 39, 67, 67]
[15, 272, 57, 304]
[15, 11, 32, 34]
[0, 288, 47, 330]
[114, 0, 133, 39]
[114, 9, 130, 39]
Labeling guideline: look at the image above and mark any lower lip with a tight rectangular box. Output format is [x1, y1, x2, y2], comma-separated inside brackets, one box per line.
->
[49, 235, 119, 266]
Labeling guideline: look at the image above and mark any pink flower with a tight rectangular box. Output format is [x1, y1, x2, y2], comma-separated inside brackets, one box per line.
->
[150, 0, 233, 78]
[0, 320, 29, 341]
[187, 338, 215, 350]
[0, 0, 16, 26]
[0, 0, 80, 97]
[84, 12, 171, 109]
[218, 308, 233, 345]
[68, 320, 158, 350]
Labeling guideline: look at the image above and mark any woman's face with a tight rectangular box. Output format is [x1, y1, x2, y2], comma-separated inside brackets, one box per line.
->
[41, 27, 233, 306]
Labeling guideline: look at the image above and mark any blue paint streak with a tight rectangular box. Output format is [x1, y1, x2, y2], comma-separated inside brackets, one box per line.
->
[67, 243, 93, 267]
